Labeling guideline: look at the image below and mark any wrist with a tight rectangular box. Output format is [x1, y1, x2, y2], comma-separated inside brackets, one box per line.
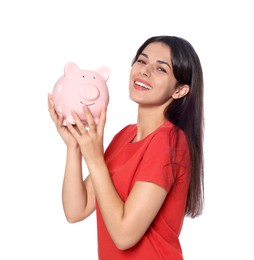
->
[67, 145, 81, 154]
[86, 156, 107, 173]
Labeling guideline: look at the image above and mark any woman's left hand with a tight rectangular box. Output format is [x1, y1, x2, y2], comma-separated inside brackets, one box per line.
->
[66, 105, 107, 164]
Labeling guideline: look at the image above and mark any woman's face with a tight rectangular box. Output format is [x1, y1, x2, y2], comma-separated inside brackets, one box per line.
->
[129, 42, 178, 108]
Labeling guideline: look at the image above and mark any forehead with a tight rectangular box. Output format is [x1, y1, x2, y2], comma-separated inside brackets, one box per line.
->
[141, 42, 172, 63]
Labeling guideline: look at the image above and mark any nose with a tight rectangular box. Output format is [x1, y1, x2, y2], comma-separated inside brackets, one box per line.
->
[139, 64, 151, 77]
[80, 84, 99, 101]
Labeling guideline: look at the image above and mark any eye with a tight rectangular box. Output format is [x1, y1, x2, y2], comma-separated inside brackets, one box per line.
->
[157, 67, 167, 73]
[136, 59, 146, 65]
[82, 75, 85, 78]
[93, 76, 95, 79]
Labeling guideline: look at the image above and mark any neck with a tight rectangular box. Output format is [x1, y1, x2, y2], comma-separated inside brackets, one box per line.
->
[134, 105, 166, 142]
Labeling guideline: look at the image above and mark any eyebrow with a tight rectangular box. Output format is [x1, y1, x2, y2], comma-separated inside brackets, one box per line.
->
[140, 53, 172, 70]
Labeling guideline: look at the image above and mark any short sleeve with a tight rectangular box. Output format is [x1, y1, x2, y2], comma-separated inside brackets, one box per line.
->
[135, 128, 190, 192]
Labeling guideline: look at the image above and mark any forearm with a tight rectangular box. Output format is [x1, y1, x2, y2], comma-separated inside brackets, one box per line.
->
[87, 158, 130, 248]
[62, 146, 87, 222]
[87, 158, 166, 250]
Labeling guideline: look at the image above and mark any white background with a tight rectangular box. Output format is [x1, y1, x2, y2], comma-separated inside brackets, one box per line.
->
[0, 0, 253, 259]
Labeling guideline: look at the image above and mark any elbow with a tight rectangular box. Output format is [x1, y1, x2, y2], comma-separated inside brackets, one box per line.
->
[113, 234, 141, 251]
[65, 215, 80, 224]
[66, 216, 78, 224]
[115, 240, 138, 251]
[115, 243, 132, 251]
[64, 212, 85, 224]
[63, 206, 93, 223]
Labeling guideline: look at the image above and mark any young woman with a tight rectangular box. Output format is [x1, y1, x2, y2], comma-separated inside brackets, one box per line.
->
[48, 35, 204, 260]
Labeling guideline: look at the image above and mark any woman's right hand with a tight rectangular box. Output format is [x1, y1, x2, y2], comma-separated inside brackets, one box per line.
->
[48, 93, 79, 148]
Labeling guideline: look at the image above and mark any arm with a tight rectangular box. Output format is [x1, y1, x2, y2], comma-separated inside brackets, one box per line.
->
[89, 159, 167, 250]
[67, 106, 167, 250]
[62, 147, 96, 223]
[48, 94, 96, 222]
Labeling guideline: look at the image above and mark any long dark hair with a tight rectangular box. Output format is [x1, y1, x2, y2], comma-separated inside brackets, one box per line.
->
[132, 36, 204, 218]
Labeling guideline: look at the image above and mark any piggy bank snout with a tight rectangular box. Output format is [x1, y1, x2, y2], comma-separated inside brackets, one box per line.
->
[80, 84, 100, 101]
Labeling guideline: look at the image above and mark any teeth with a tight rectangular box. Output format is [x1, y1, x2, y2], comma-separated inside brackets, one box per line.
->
[135, 81, 152, 90]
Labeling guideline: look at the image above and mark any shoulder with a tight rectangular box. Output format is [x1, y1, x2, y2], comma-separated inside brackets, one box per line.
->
[117, 124, 136, 135]
[150, 121, 188, 146]
[106, 124, 136, 150]
[148, 121, 190, 164]
[113, 124, 136, 140]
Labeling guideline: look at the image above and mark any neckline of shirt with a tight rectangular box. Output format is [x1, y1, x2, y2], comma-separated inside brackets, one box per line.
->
[126, 120, 173, 147]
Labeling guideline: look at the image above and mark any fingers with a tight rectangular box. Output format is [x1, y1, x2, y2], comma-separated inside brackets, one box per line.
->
[71, 111, 87, 135]
[56, 114, 64, 129]
[97, 105, 107, 135]
[83, 106, 96, 132]
[47, 93, 53, 111]
[66, 122, 82, 141]
[48, 94, 58, 123]
[82, 105, 107, 135]
[48, 93, 64, 128]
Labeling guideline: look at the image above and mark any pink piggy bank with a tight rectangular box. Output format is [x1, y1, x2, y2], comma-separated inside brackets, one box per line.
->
[52, 62, 110, 126]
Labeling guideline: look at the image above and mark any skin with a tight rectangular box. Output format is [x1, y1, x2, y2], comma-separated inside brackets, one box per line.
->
[48, 42, 189, 250]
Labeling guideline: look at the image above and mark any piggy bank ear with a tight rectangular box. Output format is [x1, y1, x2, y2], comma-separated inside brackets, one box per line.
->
[96, 66, 110, 81]
[64, 62, 80, 75]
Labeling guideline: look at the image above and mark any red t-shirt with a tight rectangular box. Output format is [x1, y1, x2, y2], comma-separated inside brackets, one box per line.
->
[96, 121, 190, 260]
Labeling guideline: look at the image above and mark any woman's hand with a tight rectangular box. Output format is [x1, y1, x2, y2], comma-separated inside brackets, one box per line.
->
[66, 104, 107, 164]
[48, 94, 79, 148]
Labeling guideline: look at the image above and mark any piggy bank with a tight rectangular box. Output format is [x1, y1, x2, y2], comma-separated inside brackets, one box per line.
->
[52, 62, 110, 126]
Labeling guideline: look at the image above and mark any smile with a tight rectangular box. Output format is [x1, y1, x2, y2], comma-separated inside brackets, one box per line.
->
[80, 101, 95, 106]
[135, 81, 152, 90]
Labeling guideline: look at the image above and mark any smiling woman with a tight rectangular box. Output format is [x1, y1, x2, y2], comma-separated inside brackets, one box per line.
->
[48, 35, 204, 260]
[129, 42, 190, 109]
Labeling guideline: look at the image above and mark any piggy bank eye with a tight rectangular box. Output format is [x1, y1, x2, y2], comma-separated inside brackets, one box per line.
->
[93, 76, 95, 79]
[82, 75, 85, 78]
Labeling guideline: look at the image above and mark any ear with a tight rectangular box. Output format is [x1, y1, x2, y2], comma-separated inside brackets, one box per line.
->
[64, 62, 80, 75]
[172, 84, 190, 99]
[96, 66, 110, 81]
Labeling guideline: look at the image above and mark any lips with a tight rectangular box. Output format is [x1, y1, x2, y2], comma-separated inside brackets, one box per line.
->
[134, 79, 152, 90]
